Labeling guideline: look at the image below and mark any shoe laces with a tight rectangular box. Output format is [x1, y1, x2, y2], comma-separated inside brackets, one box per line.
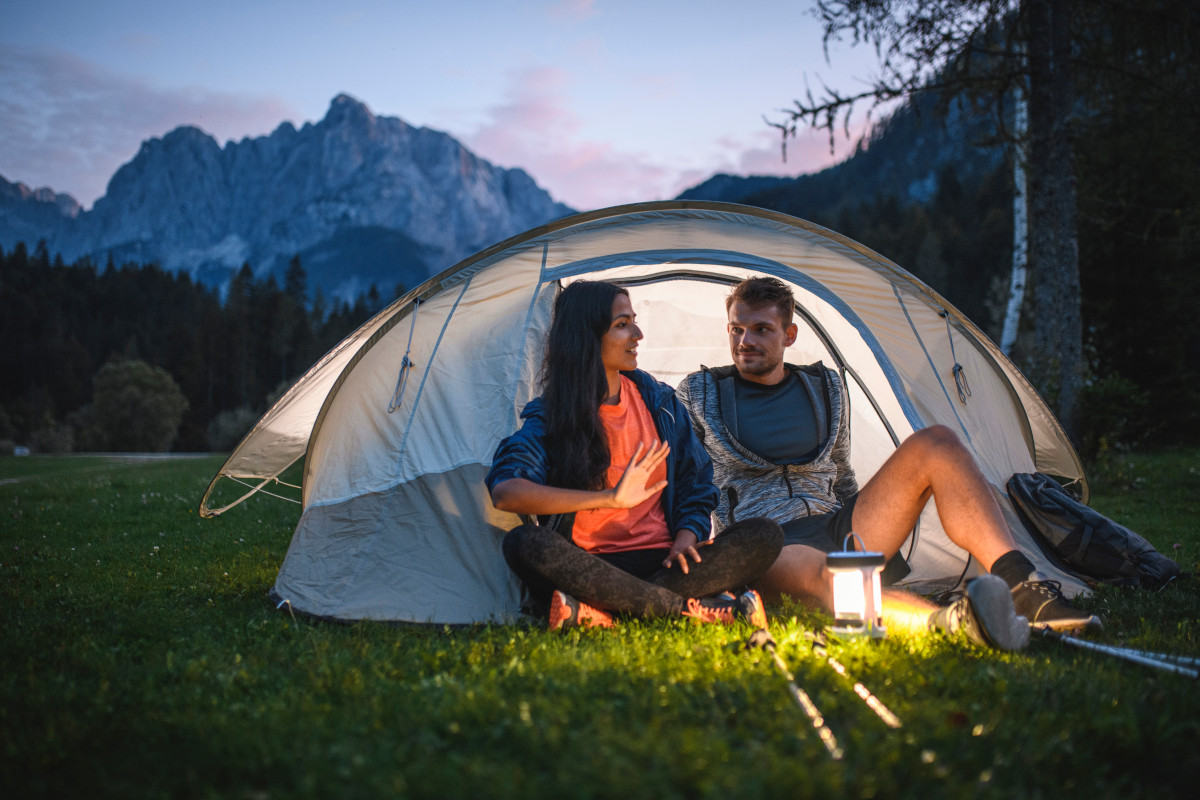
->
[931, 587, 967, 606]
[1021, 579, 1064, 599]
[942, 595, 972, 633]
[684, 597, 736, 624]
[928, 589, 979, 638]
[576, 601, 612, 625]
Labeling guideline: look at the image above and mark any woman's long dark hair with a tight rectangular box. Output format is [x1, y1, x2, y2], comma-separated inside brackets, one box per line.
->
[541, 281, 628, 491]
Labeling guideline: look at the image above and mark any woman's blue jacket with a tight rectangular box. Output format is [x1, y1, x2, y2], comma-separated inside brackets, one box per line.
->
[485, 369, 719, 541]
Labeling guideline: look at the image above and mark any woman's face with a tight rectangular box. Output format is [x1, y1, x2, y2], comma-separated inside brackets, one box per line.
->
[599, 292, 642, 374]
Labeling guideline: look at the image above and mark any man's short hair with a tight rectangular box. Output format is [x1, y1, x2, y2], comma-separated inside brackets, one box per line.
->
[726, 276, 794, 326]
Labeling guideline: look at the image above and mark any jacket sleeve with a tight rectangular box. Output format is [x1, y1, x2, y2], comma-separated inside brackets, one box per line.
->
[674, 376, 706, 443]
[664, 390, 719, 540]
[485, 401, 550, 493]
[829, 370, 859, 500]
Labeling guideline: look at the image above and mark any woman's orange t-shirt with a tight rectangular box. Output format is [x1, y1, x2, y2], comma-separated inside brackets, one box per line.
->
[571, 375, 672, 553]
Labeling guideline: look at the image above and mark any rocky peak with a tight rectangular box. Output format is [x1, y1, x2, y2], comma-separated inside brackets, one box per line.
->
[0, 175, 83, 251]
[326, 94, 375, 127]
[0, 176, 82, 218]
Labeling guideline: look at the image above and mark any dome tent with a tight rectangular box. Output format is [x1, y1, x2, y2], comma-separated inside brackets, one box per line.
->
[200, 201, 1088, 624]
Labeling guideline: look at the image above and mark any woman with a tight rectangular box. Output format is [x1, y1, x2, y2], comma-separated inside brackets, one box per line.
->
[486, 280, 782, 629]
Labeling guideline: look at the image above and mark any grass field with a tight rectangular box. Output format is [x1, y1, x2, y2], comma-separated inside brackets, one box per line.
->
[1, 450, 1197, 799]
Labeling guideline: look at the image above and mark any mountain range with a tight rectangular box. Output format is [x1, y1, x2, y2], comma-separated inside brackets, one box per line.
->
[1, 91, 1001, 302]
[0, 94, 574, 301]
[679, 92, 1006, 218]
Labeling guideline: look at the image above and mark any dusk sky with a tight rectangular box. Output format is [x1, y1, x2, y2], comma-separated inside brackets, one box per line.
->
[2, 0, 887, 212]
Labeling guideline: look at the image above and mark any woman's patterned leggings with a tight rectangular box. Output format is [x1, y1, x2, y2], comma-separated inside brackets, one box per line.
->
[502, 517, 783, 618]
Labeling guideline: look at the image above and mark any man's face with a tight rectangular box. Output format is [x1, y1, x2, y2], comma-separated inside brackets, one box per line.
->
[727, 300, 797, 384]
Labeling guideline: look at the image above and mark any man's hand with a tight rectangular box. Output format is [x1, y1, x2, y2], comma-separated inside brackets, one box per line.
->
[663, 529, 706, 573]
[610, 440, 670, 509]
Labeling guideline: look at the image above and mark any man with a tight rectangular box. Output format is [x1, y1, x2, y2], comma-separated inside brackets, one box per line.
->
[676, 276, 1100, 650]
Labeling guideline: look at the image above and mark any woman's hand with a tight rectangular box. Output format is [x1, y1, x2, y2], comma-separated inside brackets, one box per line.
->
[490, 440, 669, 516]
[662, 529, 706, 573]
[609, 440, 670, 509]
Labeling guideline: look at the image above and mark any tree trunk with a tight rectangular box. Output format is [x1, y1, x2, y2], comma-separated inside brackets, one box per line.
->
[1023, 0, 1082, 438]
[1002, 79, 1029, 356]
[1025, 0, 1059, 380]
[1049, 0, 1082, 436]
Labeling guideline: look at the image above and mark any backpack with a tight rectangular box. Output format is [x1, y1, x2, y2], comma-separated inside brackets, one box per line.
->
[1006, 472, 1182, 590]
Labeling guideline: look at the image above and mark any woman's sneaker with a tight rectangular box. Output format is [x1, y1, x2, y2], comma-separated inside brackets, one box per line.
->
[548, 590, 614, 630]
[1010, 578, 1103, 632]
[929, 575, 1030, 651]
[683, 590, 768, 628]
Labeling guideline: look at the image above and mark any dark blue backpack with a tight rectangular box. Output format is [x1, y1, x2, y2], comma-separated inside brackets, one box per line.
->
[1006, 472, 1182, 590]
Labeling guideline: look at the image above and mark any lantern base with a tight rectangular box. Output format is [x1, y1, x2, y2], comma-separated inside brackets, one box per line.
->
[830, 618, 888, 639]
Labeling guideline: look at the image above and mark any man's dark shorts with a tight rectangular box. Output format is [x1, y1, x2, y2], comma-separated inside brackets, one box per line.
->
[779, 493, 910, 585]
[780, 494, 859, 552]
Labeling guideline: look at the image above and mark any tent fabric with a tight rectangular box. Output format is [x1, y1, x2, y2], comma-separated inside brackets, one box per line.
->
[201, 201, 1089, 623]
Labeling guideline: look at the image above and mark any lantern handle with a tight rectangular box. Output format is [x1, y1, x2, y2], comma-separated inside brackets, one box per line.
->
[842, 531, 867, 553]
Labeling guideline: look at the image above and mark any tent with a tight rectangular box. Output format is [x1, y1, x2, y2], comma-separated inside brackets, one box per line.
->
[200, 201, 1089, 624]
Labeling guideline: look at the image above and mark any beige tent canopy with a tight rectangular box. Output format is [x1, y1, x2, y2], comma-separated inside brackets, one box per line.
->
[201, 201, 1087, 624]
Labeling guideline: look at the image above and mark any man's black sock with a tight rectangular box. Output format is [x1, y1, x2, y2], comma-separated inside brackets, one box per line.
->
[990, 550, 1036, 589]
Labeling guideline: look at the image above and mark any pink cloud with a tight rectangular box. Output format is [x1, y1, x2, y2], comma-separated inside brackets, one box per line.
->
[463, 66, 675, 210]
[0, 48, 300, 208]
[738, 130, 842, 175]
[462, 64, 885, 211]
[717, 121, 873, 177]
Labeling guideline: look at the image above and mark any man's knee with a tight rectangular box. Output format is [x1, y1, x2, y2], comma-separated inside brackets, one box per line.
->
[906, 424, 967, 460]
[756, 543, 830, 606]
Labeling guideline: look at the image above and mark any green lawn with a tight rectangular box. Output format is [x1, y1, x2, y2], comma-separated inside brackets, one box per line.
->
[1, 451, 1197, 799]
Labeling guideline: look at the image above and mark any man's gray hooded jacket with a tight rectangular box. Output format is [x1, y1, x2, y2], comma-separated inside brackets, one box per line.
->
[676, 363, 858, 533]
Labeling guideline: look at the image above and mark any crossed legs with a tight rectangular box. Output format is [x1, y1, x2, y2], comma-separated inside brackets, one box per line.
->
[504, 517, 783, 618]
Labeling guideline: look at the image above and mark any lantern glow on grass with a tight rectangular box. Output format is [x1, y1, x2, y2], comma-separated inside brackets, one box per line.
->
[826, 534, 886, 638]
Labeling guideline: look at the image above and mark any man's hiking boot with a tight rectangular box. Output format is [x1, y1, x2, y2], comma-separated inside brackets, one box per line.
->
[929, 575, 1030, 651]
[548, 590, 614, 630]
[1011, 578, 1103, 633]
[683, 590, 768, 628]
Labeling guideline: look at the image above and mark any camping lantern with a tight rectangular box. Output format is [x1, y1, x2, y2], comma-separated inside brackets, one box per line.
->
[826, 534, 887, 639]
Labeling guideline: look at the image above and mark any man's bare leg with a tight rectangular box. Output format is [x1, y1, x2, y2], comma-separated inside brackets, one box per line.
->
[753, 426, 992, 608]
[755, 544, 937, 629]
[851, 425, 1018, 570]
[755, 543, 829, 607]
[755, 425, 1027, 643]
[852, 427, 1101, 632]
[850, 424, 1039, 644]
[755, 544, 1027, 648]
[878, 589, 939, 633]
[755, 426, 1092, 641]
